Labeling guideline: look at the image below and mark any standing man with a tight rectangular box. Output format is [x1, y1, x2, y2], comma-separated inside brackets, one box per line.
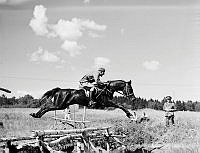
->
[79, 67, 105, 107]
[163, 96, 176, 127]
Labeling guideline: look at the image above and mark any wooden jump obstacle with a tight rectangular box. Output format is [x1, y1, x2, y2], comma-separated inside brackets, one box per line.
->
[0, 126, 126, 153]
[52, 106, 90, 129]
[0, 106, 126, 152]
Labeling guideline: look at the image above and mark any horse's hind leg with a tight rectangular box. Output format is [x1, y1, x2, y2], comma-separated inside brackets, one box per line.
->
[30, 98, 55, 118]
[33, 107, 58, 118]
[30, 106, 48, 118]
[34, 97, 74, 118]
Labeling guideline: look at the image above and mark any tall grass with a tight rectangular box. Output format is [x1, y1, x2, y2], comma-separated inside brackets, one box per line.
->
[1, 108, 200, 152]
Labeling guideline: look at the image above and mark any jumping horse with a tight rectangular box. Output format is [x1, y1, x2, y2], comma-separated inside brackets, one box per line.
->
[30, 80, 136, 119]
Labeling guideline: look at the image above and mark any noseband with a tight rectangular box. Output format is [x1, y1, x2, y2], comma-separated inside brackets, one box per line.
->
[124, 82, 134, 98]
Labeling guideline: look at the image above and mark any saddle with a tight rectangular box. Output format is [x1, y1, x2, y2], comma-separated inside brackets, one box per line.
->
[81, 82, 110, 99]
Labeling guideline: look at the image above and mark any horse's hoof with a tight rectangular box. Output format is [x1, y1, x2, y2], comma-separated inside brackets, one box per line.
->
[29, 113, 34, 117]
[129, 116, 137, 122]
[30, 113, 37, 118]
[126, 114, 132, 118]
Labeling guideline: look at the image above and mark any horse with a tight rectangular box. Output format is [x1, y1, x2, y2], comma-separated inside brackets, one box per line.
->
[30, 80, 136, 119]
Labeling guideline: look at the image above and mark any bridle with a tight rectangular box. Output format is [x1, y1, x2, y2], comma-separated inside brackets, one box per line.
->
[96, 81, 134, 99]
[112, 82, 134, 99]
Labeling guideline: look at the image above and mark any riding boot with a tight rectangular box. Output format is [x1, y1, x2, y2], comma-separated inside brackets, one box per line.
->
[89, 89, 96, 107]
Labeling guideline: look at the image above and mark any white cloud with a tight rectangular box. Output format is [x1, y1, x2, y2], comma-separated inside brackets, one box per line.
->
[94, 57, 111, 68]
[29, 5, 107, 57]
[79, 19, 106, 31]
[51, 19, 82, 40]
[88, 31, 102, 38]
[61, 40, 84, 57]
[30, 47, 60, 62]
[120, 28, 125, 35]
[29, 5, 48, 36]
[83, 0, 90, 4]
[50, 18, 106, 40]
[55, 65, 64, 69]
[143, 60, 160, 71]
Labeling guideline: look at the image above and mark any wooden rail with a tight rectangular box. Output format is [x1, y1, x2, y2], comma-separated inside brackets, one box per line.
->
[0, 126, 127, 153]
[32, 126, 111, 137]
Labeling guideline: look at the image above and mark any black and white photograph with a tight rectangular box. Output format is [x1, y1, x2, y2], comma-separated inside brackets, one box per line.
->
[0, 0, 200, 152]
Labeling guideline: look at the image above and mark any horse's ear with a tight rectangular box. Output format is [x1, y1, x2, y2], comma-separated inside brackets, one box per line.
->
[129, 80, 131, 84]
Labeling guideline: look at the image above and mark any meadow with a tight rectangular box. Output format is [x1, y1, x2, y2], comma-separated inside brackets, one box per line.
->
[1, 107, 200, 152]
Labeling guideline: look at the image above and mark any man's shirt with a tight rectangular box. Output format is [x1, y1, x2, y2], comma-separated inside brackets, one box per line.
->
[80, 71, 101, 84]
[163, 102, 176, 117]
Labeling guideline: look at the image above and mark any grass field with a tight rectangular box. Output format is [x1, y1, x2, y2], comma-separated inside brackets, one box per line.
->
[1, 107, 200, 152]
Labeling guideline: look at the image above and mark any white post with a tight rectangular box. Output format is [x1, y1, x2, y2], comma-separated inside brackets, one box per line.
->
[73, 105, 76, 128]
[64, 108, 71, 120]
[82, 106, 86, 128]
[77, 141, 84, 153]
[54, 110, 57, 127]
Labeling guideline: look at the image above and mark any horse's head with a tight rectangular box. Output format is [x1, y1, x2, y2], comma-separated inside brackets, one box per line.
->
[108, 80, 136, 101]
[122, 80, 136, 101]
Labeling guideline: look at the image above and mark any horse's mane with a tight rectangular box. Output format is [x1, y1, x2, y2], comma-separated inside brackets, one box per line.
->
[106, 80, 126, 83]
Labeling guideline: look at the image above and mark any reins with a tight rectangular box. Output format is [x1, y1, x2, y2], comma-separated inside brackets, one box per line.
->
[96, 81, 134, 99]
[96, 86, 107, 99]
[96, 82, 112, 99]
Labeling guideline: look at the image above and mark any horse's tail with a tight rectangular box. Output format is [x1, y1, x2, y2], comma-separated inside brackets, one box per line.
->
[40, 87, 61, 101]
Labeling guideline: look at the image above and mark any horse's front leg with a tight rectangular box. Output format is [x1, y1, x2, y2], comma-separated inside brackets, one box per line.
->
[107, 100, 133, 118]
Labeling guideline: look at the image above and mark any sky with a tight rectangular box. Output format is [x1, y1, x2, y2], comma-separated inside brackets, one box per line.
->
[0, 0, 200, 101]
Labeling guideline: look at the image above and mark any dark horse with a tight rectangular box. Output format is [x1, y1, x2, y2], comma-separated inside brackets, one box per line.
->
[30, 80, 136, 119]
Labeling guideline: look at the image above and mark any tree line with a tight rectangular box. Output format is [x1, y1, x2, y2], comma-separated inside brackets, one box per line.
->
[0, 94, 200, 111]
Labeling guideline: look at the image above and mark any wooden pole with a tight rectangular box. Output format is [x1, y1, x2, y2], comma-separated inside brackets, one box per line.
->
[73, 105, 76, 129]
[81, 106, 86, 128]
[0, 136, 35, 142]
[54, 110, 57, 128]
[82, 106, 86, 121]
[77, 141, 81, 153]
[49, 134, 82, 146]
[32, 127, 111, 137]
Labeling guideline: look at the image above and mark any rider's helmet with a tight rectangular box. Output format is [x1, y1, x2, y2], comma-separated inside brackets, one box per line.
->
[98, 67, 105, 76]
[98, 67, 105, 72]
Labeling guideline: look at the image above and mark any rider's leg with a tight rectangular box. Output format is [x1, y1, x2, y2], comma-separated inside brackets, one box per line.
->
[89, 87, 96, 106]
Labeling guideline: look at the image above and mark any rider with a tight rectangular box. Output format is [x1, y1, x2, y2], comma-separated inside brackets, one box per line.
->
[79, 67, 105, 107]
